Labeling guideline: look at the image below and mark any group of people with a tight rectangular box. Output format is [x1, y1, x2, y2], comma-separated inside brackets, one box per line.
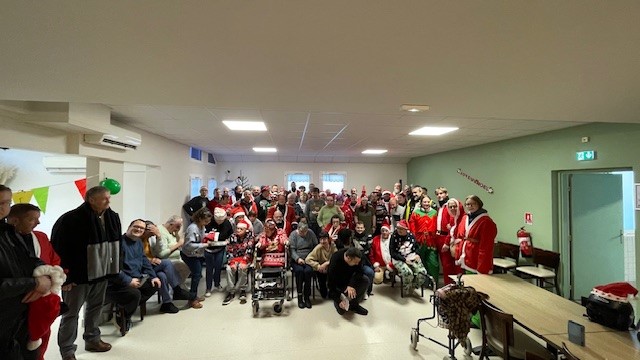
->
[0, 179, 497, 360]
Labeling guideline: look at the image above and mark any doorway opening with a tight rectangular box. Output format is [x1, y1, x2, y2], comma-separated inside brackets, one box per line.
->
[556, 169, 635, 300]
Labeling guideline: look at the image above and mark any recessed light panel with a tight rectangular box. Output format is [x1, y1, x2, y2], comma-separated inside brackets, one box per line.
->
[400, 104, 430, 112]
[223, 120, 267, 131]
[409, 126, 458, 136]
[253, 147, 277, 152]
[362, 149, 388, 154]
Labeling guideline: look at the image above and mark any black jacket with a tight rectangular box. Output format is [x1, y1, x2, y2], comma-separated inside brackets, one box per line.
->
[51, 202, 121, 284]
[0, 221, 42, 357]
[327, 248, 365, 300]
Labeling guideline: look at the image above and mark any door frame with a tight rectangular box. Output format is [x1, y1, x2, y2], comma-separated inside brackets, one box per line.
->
[553, 167, 631, 299]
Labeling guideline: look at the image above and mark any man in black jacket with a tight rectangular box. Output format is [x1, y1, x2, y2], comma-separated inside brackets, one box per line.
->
[182, 186, 209, 218]
[0, 185, 52, 360]
[52, 186, 121, 360]
[327, 247, 370, 316]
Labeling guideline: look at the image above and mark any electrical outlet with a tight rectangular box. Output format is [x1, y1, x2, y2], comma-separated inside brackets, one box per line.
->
[581, 136, 589, 143]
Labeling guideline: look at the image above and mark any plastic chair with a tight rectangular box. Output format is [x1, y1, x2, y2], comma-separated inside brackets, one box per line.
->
[493, 241, 520, 273]
[479, 299, 552, 360]
[515, 248, 561, 295]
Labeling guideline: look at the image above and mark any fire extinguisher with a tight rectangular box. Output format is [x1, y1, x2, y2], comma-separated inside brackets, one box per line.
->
[518, 227, 533, 258]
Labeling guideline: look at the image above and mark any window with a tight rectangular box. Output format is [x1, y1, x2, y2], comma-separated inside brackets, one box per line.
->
[189, 175, 202, 198]
[190, 147, 202, 161]
[207, 153, 216, 165]
[208, 177, 217, 193]
[285, 172, 311, 192]
[320, 172, 346, 194]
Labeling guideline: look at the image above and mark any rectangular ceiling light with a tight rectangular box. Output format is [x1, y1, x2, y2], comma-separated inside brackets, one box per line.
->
[253, 147, 277, 152]
[409, 126, 458, 136]
[362, 149, 388, 154]
[223, 120, 267, 131]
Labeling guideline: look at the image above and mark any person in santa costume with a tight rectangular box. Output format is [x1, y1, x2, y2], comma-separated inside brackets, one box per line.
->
[369, 221, 394, 285]
[324, 215, 346, 247]
[444, 198, 464, 278]
[409, 197, 439, 283]
[455, 195, 497, 275]
[433, 187, 457, 285]
[7, 203, 65, 360]
[232, 189, 258, 219]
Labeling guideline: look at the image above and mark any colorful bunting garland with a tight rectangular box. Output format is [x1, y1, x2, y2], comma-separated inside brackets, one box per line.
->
[11, 175, 98, 212]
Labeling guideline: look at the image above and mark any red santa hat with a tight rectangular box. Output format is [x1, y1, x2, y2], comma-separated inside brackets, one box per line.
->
[590, 282, 638, 302]
[235, 220, 249, 229]
[396, 219, 409, 230]
[231, 207, 246, 220]
[382, 190, 391, 196]
[381, 219, 391, 232]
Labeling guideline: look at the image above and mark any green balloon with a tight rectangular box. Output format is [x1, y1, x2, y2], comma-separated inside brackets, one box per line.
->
[100, 178, 121, 195]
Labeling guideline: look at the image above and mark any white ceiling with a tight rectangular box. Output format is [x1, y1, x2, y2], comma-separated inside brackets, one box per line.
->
[1, 1, 639, 163]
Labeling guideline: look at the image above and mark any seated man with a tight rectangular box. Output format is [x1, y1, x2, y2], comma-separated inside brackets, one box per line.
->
[150, 215, 190, 281]
[305, 231, 337, 299]
[105, 220, 184, 335]
[288, 222, 318, 309]
[327, 247, 369, 316]
[369, 222, 395, 284]
[222, 221, 255, 306]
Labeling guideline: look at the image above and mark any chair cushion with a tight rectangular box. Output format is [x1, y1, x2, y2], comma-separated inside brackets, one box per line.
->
[493, 258, 517, 269]
[516, 265, 555, 279]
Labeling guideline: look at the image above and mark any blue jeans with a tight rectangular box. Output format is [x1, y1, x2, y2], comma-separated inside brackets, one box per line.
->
[205, 250, 225, 290]
[181, 253, 203, 296]
[153, 259, 181, 303]
[363, 265, 375, 294]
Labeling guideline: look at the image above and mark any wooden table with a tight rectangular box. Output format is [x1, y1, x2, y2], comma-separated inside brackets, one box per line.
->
[459, 273, 640, 359]
[546, 332, 640, 360]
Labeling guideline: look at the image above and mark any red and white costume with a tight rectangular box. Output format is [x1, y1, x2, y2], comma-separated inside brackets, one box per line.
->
[435, 203, 458, 285]
[455, 212, 497, 274]
[369, 234, 395, 272]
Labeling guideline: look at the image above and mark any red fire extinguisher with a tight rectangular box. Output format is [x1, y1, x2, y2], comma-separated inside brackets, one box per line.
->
[518, 227, 533, 257]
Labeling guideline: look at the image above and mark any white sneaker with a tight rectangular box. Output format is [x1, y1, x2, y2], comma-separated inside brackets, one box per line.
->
[364, 293, 369, 300]
[204, 290, 212, 298]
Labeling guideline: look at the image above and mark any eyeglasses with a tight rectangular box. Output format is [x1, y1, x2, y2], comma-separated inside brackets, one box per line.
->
[131, 225, 146, 230]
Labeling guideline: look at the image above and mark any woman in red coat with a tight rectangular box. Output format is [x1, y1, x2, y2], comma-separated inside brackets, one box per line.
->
[454, 195, 497, 274]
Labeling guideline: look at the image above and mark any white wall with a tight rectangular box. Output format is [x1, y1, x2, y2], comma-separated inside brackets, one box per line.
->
[0, 114, 218, 232]
[217, 162, 407, 192]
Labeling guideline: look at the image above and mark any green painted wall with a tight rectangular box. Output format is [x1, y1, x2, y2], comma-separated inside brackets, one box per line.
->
[407, 122, 640, 281]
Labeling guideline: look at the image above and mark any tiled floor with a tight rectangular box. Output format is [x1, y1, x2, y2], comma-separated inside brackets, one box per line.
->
[44, 278, 484, 360]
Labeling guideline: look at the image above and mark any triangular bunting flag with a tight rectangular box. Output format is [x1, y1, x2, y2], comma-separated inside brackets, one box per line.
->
[74, 178, 87, 199]
[32, 186, 50, 213]
[13, 190, 33, 204]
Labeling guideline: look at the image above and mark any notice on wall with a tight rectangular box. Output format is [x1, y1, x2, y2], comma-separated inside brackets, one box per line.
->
[524, 212, 533, 225]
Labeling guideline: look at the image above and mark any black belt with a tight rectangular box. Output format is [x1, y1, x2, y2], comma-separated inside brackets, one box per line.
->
[437, 231, 448, 236]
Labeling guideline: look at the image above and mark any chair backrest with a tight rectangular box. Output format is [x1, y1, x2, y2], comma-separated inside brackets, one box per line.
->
[480, 299, 515, 359]
[562, 342, 580, 360]
[496, 241, 520, 262]
[532, 248, 560, 271]
[525, 351, 547, 360]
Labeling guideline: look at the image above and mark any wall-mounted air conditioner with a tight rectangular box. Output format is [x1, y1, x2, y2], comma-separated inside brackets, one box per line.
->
[84, 127, 141, 150]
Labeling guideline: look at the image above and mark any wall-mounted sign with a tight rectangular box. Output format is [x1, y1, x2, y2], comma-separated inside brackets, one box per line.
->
[576, 150, 596, 161]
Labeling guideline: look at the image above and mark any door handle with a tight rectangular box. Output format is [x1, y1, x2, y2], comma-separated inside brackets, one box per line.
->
[619, 230, 624, 245]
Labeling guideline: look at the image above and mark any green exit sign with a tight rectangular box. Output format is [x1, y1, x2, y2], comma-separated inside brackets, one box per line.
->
[576, 150, 596, 161]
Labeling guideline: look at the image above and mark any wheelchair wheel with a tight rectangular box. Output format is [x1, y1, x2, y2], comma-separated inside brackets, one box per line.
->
[410, 328, 419, 350]
[252, 301, 259, 317]
[273, 301, 283, 314]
